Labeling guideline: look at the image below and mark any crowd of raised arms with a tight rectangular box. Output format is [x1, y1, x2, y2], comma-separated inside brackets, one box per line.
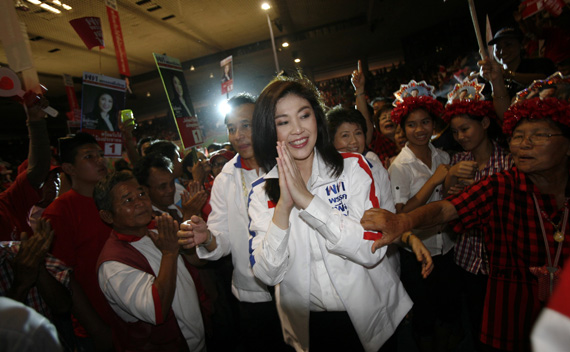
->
[1, 20, 570, 352]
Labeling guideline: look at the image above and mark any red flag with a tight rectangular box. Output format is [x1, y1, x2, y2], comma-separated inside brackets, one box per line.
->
[105, 0, 130, 77]
[69, 17, 104, 50]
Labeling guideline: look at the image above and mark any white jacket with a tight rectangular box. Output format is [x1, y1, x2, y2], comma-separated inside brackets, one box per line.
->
[248, 151, 412, 352]
[196, 154, 272, 303]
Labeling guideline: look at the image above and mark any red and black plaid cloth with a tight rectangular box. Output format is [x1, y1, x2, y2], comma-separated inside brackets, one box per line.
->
[0, 241, 72, 319]
[368, 130, 399, 162]
[448, 167, 570, 351]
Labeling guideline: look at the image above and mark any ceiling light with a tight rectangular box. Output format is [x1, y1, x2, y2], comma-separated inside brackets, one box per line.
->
[26, 0, 41, 5]
[261, 3, 270, 10]
[146, 91, 151, 97]
[209, 73, 214, 78]
[282, 42, 289, 48]
[52, 0, 61, 5]
[62, 3, 72, 10]
[190, 65, 195, 71]
[294, 58, 301, 63]
[40, 3, 61, 13]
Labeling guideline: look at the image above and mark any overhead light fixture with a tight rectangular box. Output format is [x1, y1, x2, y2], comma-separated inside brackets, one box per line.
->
[209, 73, 214, 78]
[146, 91, 151, 98]
[190, 65, 195, 71]
[52, 0, 61, 5]
[62, 3, 72, 10]
[282, 42, 289, 48]
[294, 58, 301, 63]
[26, 0, 41, 5]
[261, 3, 270, 10]
[40, 3, 61, 13]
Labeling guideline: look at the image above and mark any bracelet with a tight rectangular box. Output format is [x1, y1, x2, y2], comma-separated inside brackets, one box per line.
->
[200, 231, 213, 247]
[355, 92, 365, 97]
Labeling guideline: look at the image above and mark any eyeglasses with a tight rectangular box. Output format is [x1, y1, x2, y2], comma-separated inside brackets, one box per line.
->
[509, 133, 565, 146]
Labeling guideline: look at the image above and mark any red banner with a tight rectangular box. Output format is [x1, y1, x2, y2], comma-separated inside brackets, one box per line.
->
[105, 0, 130, 77]
[69, 17, 104, 50]
[62, 74, 81, 121]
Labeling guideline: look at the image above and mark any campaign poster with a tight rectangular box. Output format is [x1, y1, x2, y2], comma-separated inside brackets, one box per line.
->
[220, 55, 233, 95]
[153, 53, 203, 150]
[81, 72, 125, 158]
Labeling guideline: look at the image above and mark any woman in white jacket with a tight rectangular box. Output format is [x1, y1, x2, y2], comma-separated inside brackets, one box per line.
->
[247, 75, 426, 352]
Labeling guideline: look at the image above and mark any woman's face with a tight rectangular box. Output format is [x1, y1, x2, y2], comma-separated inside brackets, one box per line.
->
[493, 38, 521, 68]
[510, 119, 570, 175]
[394, 125, 407, 151]
[98, 94, 113, 114]
[403, 109, 433, 148]
[275, 93, 318, 162]
[450, 115, 488, 152]
[378, 109, 396, 138]
[173, 76, 183, 97]
[333, 122, 365, 154]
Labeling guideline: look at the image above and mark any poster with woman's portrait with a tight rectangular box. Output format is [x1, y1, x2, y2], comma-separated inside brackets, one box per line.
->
[220, 55, 233, 95]
[81, 72, 126, 157]
[154, 53, 203, 150]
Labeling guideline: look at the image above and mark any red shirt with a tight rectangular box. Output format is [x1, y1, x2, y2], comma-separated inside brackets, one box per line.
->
[43, 189, 114, 335]
[0, 171, 41, 241]
[368, 130, 398, 162]
[448, 167, 570, 351]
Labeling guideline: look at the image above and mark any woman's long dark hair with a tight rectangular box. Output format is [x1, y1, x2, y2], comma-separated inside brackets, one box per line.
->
[252, 75, 343, 202]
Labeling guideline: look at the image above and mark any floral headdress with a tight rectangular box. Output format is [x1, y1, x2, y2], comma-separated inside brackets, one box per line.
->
[503, 97, 570, 136]
[441, 78, 496, 123]
[391, 80, 442, 125]
[503, 72, 570, 136]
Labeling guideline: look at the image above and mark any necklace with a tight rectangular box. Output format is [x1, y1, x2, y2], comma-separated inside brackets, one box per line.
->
[530, 193, 568, 300]
[534, 195, 569, 243]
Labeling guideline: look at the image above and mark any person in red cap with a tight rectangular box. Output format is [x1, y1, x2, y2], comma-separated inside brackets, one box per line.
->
[208, 149, 235, 179]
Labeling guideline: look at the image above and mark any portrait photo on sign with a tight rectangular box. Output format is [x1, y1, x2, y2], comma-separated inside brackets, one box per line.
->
[162, 70, 195, 119]
[81, 87, 125, 132]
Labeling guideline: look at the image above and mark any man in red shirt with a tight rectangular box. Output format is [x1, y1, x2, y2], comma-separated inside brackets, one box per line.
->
[42, 133, 113, 351]
[0, 95, 51, 241]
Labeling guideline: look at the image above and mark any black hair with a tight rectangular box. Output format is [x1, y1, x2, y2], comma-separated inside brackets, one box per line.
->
[224, 93, 257, 125]
[326, 106, 368, 139]
[136, 136, 155, 156]
[132, 154, 173, 187]
[207, 143, 223, 153]
[91, 92, 116, 118]
[114, 159, 132, 172]
[94, 171, 134, 213]
[58, 133, 99, 165]
[181, 152, 195, 180]
[371, 97, 389, 107]
[144, 140, 179, 162]
[450, 113, 504, 145]
[252, 75, 343, 202]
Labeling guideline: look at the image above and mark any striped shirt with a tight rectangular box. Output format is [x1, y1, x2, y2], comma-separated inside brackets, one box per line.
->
[450, 143, 513, 274]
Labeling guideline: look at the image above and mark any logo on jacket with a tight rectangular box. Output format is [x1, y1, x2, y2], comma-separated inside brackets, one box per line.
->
[325, 181, 348, 215]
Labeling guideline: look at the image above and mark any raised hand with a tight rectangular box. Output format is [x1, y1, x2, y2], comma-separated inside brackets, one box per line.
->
[12, 218, 54, 290]
[351, 60, 365, 93]
[181, 181, 208, 219]
[177, 216, 209, 250]
[276, 141, 313, 210]
[478, 57, 504, 83]
[149, 214, 179, 255]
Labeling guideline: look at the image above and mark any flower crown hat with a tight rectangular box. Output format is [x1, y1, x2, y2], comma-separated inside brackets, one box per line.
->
[503, 72, 570, 136]
[441, 78, 497, 123]
[391, 80, 443, 125]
